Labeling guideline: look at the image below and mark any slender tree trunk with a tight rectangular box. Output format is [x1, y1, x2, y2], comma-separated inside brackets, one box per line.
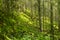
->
[31, 0, 33, 21]
[50, 0, 54, 40]
[37, 0, 42, 32]
[58, 0, 60, 32]
[42, 0, 44, 32]
[58, 0, 60, 40]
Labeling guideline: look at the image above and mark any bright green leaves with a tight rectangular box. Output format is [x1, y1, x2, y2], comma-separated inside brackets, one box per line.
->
[19, 12, 33, 25]
[20, 13, 29, 22]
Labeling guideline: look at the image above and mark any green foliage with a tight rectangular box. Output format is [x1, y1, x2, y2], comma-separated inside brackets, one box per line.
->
[0, 0, 59, 40]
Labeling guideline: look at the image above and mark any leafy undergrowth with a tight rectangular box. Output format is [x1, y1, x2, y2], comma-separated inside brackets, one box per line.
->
[0, 9, 58, 40]
[20, 33, 50, 40]
[4, 32, 50, 40]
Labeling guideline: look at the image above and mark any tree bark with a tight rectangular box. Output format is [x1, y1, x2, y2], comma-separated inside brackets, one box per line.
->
[37, 0, 42, 32]
[50, 0, 54, 40]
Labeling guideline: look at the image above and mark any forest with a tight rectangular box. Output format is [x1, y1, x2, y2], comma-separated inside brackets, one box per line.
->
[0, 0, 60, 40]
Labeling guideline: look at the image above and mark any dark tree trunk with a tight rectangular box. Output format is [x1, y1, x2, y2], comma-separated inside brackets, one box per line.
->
[50, 0, 54, 40]
[58, 0, 60, 40]
[37, 0, 42, 32]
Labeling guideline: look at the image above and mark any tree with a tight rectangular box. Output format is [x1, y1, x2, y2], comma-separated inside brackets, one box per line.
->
[58, 0, 60, 40]
[50, 0, 54, 40]
[37, 0, 42, 32]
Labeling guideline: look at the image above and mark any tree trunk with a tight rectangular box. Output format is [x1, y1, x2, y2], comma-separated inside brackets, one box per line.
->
[50, 0, 54, 40]
[37, 0, 42, 32]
